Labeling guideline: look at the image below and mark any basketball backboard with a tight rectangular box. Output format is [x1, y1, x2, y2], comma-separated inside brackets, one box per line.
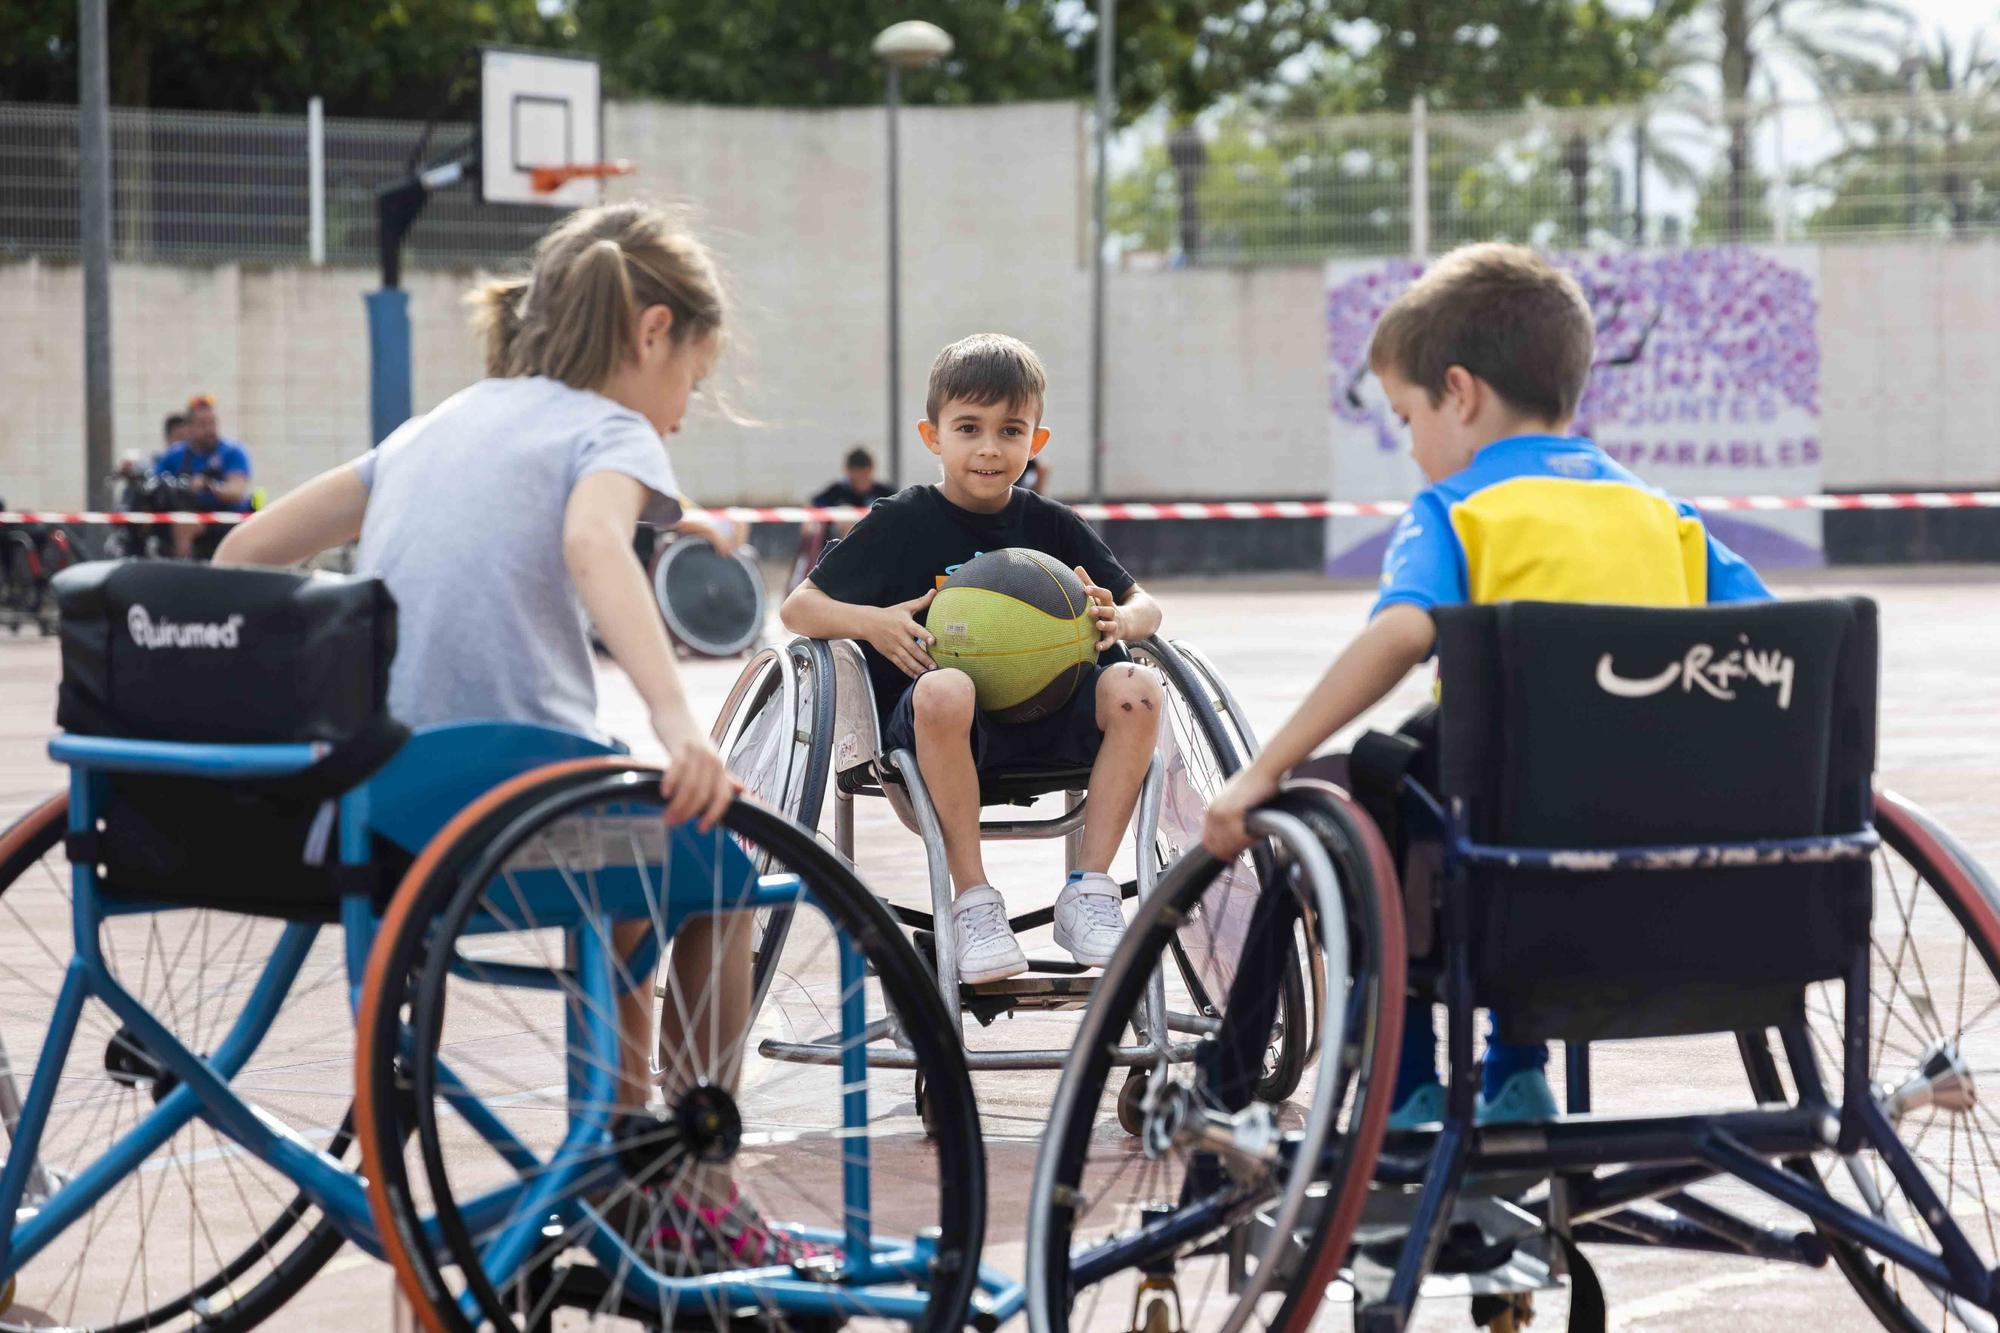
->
[479, 47, 604, 208]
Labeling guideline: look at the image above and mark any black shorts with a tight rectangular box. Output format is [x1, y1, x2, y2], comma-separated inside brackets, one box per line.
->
[883, 665, 1108, 773]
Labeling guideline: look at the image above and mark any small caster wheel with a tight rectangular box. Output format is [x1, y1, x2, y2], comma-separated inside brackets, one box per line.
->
[1116, 1070, 1149, 1136]
[914, 1070, 940, 1140]
[1472, 1292, 1534, 1332]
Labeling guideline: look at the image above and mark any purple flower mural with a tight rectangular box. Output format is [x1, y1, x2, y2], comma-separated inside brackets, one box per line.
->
[1327, 248, 1819, 450]
[1325, 246, 1825, 572]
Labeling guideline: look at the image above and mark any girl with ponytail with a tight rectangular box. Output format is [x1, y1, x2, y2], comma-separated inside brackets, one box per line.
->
[217, 202, 801, 1270]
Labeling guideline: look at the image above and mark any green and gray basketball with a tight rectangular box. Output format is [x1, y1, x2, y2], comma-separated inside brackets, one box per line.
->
[929, 548, 1099, 723]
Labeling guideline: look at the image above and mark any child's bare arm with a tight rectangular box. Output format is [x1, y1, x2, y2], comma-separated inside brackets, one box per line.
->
[212, 465, 367, 568]
[1113, 584, 1162, 644]
[1202, 602, 1435, 858]
[780, 581, 938, 678]
[1073, 570, 1162, 649]
[564, 471, 732, 831]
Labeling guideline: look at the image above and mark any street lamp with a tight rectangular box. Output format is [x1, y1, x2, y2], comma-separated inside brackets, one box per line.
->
[874, 20, 953, 487]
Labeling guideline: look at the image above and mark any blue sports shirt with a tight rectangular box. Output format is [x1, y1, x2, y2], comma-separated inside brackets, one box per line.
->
[1373, 434, 1769, 620]
[157, 439, 253, 511]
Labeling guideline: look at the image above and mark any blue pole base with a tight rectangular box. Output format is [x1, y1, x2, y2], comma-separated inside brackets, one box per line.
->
[365, 288, 413, 446]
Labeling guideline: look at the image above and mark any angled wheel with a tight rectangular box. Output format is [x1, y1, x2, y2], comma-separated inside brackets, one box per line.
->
[711, 639, 836, 1026]
[650, 537, 766, 658]
[1736, 789, 2000, 1333]
[0, 795, 352, 1332]
[358, 763, 984, 1332]
[1026, 783, 1404, 1333]
[1134, 638, 1315, 1102]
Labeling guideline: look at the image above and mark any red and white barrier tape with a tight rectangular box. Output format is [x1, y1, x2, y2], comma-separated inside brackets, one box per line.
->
[5, 491, 2000, 527]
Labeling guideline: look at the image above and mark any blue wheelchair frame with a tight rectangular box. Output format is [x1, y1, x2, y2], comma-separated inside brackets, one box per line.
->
[1, 721, 1022, 1327]
[1356, 779, 1998, 1329]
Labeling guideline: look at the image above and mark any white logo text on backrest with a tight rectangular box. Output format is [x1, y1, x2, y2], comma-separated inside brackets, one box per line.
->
[127, 605, 245, 650]
[1596, 635, 1795, 710]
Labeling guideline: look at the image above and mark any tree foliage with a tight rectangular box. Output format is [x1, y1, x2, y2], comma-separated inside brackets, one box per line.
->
[1282, 0, 1699, 115]
[0, 0, 564, 116]
[1804, 31, 2000, 237]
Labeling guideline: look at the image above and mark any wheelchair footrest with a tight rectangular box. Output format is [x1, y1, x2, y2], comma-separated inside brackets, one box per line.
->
[1346, 1197, 1560, 1305]
[960, 974, 1098, 1024]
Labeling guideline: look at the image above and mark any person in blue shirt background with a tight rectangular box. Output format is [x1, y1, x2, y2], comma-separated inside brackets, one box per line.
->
[156, 393, 253, 558]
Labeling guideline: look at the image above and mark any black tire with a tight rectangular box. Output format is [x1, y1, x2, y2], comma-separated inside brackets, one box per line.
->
[0, 795, 351, 1332]
[360, 768, 985, 1333]
[0, 533, 36, 620]
[650, 538, 766, 658]
[1026, 788, 1401, 1333]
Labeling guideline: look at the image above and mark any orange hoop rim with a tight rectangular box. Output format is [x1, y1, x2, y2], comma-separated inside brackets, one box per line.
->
[527, 159, 636, 193]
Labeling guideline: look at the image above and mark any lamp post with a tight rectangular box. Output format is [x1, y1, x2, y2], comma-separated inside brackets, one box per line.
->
[1089, 0, 1112, 503]
[873, 20, 953, 487]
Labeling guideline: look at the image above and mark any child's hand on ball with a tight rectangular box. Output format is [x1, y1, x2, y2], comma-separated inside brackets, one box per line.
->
[1074, 567, 1121, 649]
[870, 589, 938, 678]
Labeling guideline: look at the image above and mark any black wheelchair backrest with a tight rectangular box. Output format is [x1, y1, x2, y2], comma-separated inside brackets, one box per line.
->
[1429, 596, 1879, 1043]
[1434, 597, 1877, 848]
[55, 559, 397, 745]
[52, 561, 405, 920]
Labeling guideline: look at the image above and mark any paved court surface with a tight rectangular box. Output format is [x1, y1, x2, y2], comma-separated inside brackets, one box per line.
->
[2, 567, 1997, 1330]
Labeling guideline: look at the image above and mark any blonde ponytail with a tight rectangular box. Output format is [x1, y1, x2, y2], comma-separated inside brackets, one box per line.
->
[466, 276, 530, 377]
[468, 202, 727, 393]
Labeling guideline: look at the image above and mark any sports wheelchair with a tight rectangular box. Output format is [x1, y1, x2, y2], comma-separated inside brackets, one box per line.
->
[0, 560, 1017, 1332]
[1027, 596, 2000, 1333]
[709, 635, 1324, 1132]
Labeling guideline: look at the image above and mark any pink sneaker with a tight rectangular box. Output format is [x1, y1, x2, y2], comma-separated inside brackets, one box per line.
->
[646, 1185, 831, 1273]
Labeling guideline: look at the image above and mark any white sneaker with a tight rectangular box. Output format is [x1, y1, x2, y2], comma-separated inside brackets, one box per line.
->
[1053, 872, 1127, 967]
[952, 886, 1029, 985]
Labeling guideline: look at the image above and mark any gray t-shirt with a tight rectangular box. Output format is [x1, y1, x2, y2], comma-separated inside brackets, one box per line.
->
[354, 376, 682, 739]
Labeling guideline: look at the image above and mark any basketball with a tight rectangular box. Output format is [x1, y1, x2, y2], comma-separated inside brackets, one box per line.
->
[928, 548, 1099, 724]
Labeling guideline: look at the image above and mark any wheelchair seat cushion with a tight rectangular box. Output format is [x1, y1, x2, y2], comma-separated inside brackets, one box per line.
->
[1432, 597, 1878, 1043]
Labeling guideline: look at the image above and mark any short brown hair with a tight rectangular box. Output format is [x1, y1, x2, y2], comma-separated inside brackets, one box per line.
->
[1368, 242, 1593, 423]
[468, 201, 726, 391]
[925, 333, 1047, 423]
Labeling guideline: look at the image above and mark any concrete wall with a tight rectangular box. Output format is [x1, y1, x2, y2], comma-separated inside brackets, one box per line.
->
[4, 97, 1997, 511]
[1818, 242, 2000, 490]
[0, 260, 480, 508]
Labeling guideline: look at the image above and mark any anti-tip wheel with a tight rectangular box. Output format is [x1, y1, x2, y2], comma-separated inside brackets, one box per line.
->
[1115, 1070, 1149, 1137]
[915, 1069, 941, 1140]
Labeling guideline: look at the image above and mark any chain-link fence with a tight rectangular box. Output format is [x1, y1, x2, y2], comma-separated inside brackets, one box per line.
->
[7, 89, 1997, 271]
[0, 101, 556, 270]
[1113, 89, 2000, 266]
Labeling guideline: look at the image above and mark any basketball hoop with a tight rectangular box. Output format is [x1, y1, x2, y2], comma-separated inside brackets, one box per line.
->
[528, 160, 636, 195]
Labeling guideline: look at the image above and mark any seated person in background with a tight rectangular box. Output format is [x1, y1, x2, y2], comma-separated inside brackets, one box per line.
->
[812, 446, 898, 514]
[788, 446, 898, 592]
[160, 411, 188, 455]
[1017, 455, 1049, 495]
[811, 446, 897, 537]
[781, 333, 1165, 984]
[1201, 242, 1770, 1128]
[157, 394, 253, 559]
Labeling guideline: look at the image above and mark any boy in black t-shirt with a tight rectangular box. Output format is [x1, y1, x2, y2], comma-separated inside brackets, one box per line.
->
[781, 334, 1164, 984]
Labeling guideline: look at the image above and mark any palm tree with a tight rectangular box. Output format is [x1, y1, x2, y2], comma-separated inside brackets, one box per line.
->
[1809, 31, 2000, 237]
[1667, 0, 1912, 238]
